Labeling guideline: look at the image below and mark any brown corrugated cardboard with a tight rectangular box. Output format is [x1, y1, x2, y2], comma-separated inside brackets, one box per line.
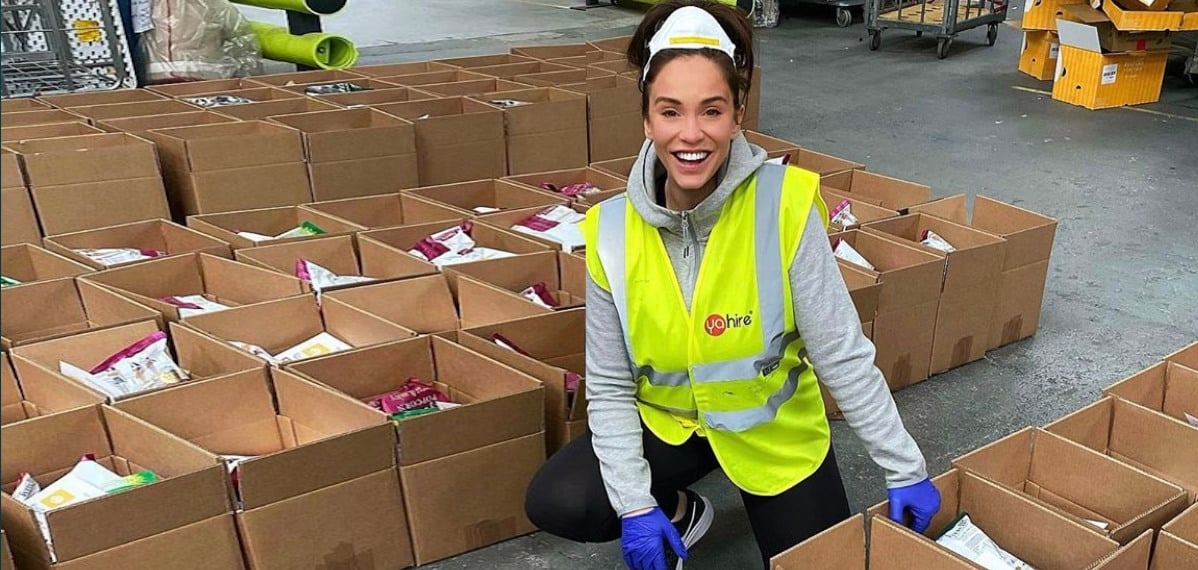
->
[442, 248, 583, 304]
[559, 250, 586, 299]
[357, 218, 552, 272]
[1, 121, 105, 141]
[0, 244, 94, 286]
[1, 350, 103, 426]
[512, 68, 598, 87]
[823, 188, 900, 232]
[789, 149, 866, 177]
[207, 97, 339, 121]
[300, 191, 462, 229]
[434, 53, 538, 69]
[823, 170, 933, 212]
[1155, 503, 1198, 570]
[743, 66, 762, 132]
[181, 294, 416, 366]
[414, 78, 532, 97]
[277, 78, 403, 97]
[510, 43, 595, 59]
[80, 252, 305, 322]
[472, 87, 589, 175]
[1102, 361, 1198, 425]
[863, 213, 1007, 374]
[771, 513, 992, 570]
[321, 274, 460, 334]
[3, 109, 86, 128]
[588, 59, 640, 78]
[1, 353, 24, 424]
[455, 275, 555, 327]
[458, 308, 585, 455]
[471, 62, 576, 80]
[405, 178, 568, 216]
[147, 121, 303, 172]
[562, 74, 644, 163]
[909, 194, 1057, 349]
[831, 230, 945, 389]
[186, 205, 366, 249]
[1047, 396, 1198, 501]
[0, 405, 231, 567]
[50, 514, 245, 570]
[0, 148, 24, 188]
[352, 60, 456, 77]
[376, 69, 493, 87]
[373, 97, 507, 185]
[1165, 340, 1198, 369]
[177, 86, 300, 106]
[1, 98, 49, 112]
[953, 427, 1188, 545]
[588, 35, 632, 53]
[1, 187, 40, 246]
[0, 530, 10, 570]
[67, 100, 203, 123]
[94, 111, 239, 135]
[248, 69, 368, 87]
[235, 234, 409, 292]
[30, 177, 171, 237]
[744, 130, 800, 159]
[317, 85, 439, 108]
[41, 219, 232, 270]
[147, 77, 275, 97]
[504, 166, 628, 204]
[1, 278, 161, 348]
[39, 89, 168, 109]
[841, 262, 882, 324]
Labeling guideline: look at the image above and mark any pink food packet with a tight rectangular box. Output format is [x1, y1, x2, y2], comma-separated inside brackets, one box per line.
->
[521, 282, 559, 308]
[367, 378, 450, 414]
[409, 222, 475, 261]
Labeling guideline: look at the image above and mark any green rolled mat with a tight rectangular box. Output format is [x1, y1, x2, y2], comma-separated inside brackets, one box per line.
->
[230, 0, 346, 16]
[249, 22, 358, 70]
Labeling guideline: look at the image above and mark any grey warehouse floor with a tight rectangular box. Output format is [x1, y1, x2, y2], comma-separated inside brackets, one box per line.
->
[284, 1, 1198, 568]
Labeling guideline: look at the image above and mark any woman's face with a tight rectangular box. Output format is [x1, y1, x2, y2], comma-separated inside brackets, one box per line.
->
[644, 54, 744, 194]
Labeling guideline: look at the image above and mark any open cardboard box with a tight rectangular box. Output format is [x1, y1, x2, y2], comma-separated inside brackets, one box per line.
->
[1154, 503, 1198, 570]
[247, 69, 368, 87]
[80, 253, 305, 322]
[321, 274, 460, 334]
[180, 294, 416, 367]
[559, 251, 587, 301]
[1, 352, 103, 426]
[1, 167, 41, 246]
[373, 97, 507, 186]
[177, 87, 301, 109]
[1052, 19, 1171, 110]
[830, 230, 944, 389]
[285, 335, 544, 564]
[276, 78, 404, 98]
[823, 188, 900, 232]
[42, 219, 232, 270]
[470, 62, 576, 80]
[1047, 396, 1198, 501]
[863, 213, 1007, 374]
[376, 69, 493, 88]
[458, 308, 586, 455]
[207, 97, 339, 121]
[509, 43, 595, 59]
[434, 53, 538, 69]
[472, 87, 589, 175]
[94, 111, 238, 136]
[1061, 5, 1172, 52]
[300, 191, 462, 230]
[587, 35, 632, 53]
[3, 110, 87, 129]
[39, 88, 168, 109]
[443, 249, 584, 319]
[0, 405, 235, 568]
[66, 100, 202, 124]
[511, 68, 603, 87]
[270, 107, 420, 199]
[953, 427, 1188, 545]
[1, 98, 50, 112]
[414, 78, 531, 97]
[820, 263, 882, 419]
[743, 130, 799, 159]
[1102, 361, 1198, 425]
[186, 205, 367, 250]
[405, 179, 568, 217]
[546, 50, 626, 67]
[1, 278, 161, 348]
[1, 148, 26, 189]
[147, 77, 279, 98]
[588, 59, 640, 78]
[822, 170, 932, 212]
[234, 234, 410, 293]
[865, 469, 1153, 570]
[772, 513, 975, 570]
[1, 122, 105, 141]
[317, 85, 438, 108]
[113, 368, 412, 570]
[0, 244, 94, 286]
[560, 75, 643, 163]
[352, 60, 456, 77]
[503, 166, 628, 204]
[910, 195, 1057, 350]
[357, 217, 551, 271]
[1165, 340, 1198, 369]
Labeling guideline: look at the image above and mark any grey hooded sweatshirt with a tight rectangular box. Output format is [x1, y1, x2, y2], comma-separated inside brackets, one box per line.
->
[586, 134, 928, 515]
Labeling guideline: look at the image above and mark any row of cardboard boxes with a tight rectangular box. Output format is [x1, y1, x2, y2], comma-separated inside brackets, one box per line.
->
[772, 340, 1198, 570]
[1018, 0, 1198, 109]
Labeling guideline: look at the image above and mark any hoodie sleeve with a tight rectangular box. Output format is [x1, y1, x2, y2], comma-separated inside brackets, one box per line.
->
[790, 206, 929, 488]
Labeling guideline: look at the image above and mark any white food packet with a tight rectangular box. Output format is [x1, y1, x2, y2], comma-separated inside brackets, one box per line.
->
[160, 295, 231, 318]
[829, 200, 859, 228]
[408, 223, 479, 262]
[1185, 412, 1198, 427]
[228, 341, 278, 364]
[936, 514, 1036, 570]
[921, 229, 957, 253]
[294, 259, 375, 293]
[235, 231, 277, 243]
[521, 282, 558, 308]
[13, 473, 41, 503]
[435, 401, 462, 410]
[432, 247, 516, 267]
[59, 331, 190, 398]
[24, 458, 127, 562]
[473, 206, 502, 214]
[834, 240, 875, 271]
[510, 205, 586, 251]
[73, 248, 164, 266]
[765, 154, 791, 166]
[272, 332, 353, 364]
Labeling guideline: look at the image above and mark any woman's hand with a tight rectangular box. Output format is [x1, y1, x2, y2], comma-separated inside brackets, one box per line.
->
[621, 507, 687, 570]
[887, 478, 942, 534]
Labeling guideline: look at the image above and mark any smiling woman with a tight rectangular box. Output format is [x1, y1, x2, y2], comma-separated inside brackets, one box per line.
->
[524, 2, 942, 570]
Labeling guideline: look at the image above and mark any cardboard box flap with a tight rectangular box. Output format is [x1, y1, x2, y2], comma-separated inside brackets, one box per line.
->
[4, 361, 105, 421]
[11, 319, 163, 381]
[147, 76, 264, 96]
[1162, 502, 1198, 543]
[268, 108, 416, 162]
[40, 89, 167, 109]
[1058, 19, 1106, 51]
[167, 322, 267, 378]
[442, 250, 562, 295]
[868, 516, 978, 570]
[408, 179, 567, 213]
[354, 60, 454, 77]
[909, 194, 968, 224]
[321, 275, 460, 334]
[249, 69, 367, 87]
[186, 206, 366, 249]
[1, 121, 105, 141]
[183, 295, 324, 354]
[0, 402, 110, 482]
[320, 298, 417, 346]
[69, 100, 201, 121]
[435, 53, 537, 69]
[1088, 530, 1153, 570]
[380, 70, 492, 87]
[235, 235, 362, 278]
[1102, 361, 1198, 423]
[1149, 531, 1198, 570]
[11, 133, 160, 185]
[114, 369, 278, 446]
[1, 243, 95, 283]
[43, 219, 233, 270]
[152, 121, 305, 171]
[285, 336, 436, 401]
[209, 97, 339, 121]
[1165, 340, 1198, 370]
[1, 278, 161, 347]
[1, 354, 21, 409]
[971, 196, 1057, 269]
[96, 111, 237, 135]
[770, 514, 865, 570]
[417, 79, 531, 97]
[510, 43, 594, 59]
[823, 171, 933, 211]
[102, 405, 225, 475]
[301, 193, 462, 230]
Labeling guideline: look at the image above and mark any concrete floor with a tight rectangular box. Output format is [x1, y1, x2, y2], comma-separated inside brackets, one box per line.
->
[290, 2, 1198, 568]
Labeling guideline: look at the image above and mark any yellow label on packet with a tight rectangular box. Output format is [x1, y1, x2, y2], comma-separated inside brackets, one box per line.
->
[74, 19, 103, 42]
[301, 343, 337, 358]
[39, 489, 77, 509]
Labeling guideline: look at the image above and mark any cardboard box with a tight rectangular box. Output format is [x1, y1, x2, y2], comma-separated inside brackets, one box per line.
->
[270, 108, 419, 199]
[0, 530, 10, 570]
[445, 250, 583, 326]
[30, 177, 171, 237]
[771, 513, 981, 570]
[910, 195, 1057, 349]
[317, 86, 438, 108]
[1101, 0, 1186, 30]
[1, 351, 104, 426]
[322, 274, 460, 333]
[405, 178, 568, 216]
[186, 205, 366, 250]
[67, 100, 202, 123]
[352, 60, 456, 77]
[207, 97, 340, 121]
[562, 75, 644, 163]
[177, 87, 301, 107]
[94, 111, 238, 136]
[0, 244, 94, 286]
[743, 66, 763, 132]
[415, 78, 531, 97]
[458, 308, 586, 454]
[434, 53, 538, 69]
[589, 155, 637, 180]
[1101, 361, 1198, 425]
[48, 514, 245, 570]
[376, 69, 493, 88]
[276, 78, 403, 98]
[147, 77, 276, 97]
[1020, 31, 1061, 80]
[841, 262, 882, 324]
[1, 278, 161, 348]
[40, 89, 169, 108]
[2, 110, 86, 128]
[1, 186, 41, 246]
[113, 368, 412, 570]
[547, 51, 627, 68]
[234, 234, 408, 292]
[473, 87, 588, 175]
[830, 231, 945, 389]
[512, 68, 603, 87]
[1053, 20, 1169, 109]
[41, 219, 232, 270]
[0, 148, 24, 189]
[1046, 396, 1198, 501]
[0, 405, 232, 567]
[1165, 340, 1198, 369]
[510, 43, 595, 59]
[1062, 6, 1172, 52]
[357, 218, 551, 272]
[866, 469, 1152, 570]
[822, 170, 933, 212]
[472, 62, 576, 80]
[471, 205, 585, 252]
[1, 98, 49, 112]
[285, 335, 545, 565]
[588, 59, 640, 78]
[743, 130, 800, 159]
[1023, 0, 1087, 30]
[587, 35, 632, 53]
[1154, 503, 1198, 570]
[373, 97, 507, 185]
[953, 427, 1188, 544]
[504, 166, 628, 203]
[1, 122, 105, 142]
[181, 294, 416, 366]
[300, 191, 463, 229]
[80, 252, 305, 322]
[863, 213, 1006, 374]
[823, 188, 900, 232]
[248, 69, 368, 87]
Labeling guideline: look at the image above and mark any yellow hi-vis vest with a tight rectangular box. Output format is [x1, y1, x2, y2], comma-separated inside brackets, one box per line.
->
[583, 163, 832, 496]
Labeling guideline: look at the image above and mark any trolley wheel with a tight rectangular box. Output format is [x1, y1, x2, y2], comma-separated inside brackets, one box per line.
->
[870, 31, 882, 50]
[937, 37, 953, 59]
[915, 30, 923, 37]
[987, 23, 998, 46]
[836, 7, 853, 27]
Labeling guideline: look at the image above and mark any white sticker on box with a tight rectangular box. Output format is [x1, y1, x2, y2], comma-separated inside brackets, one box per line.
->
[1102, 63, 1118, 85]
[1050, 42, 1059, 59]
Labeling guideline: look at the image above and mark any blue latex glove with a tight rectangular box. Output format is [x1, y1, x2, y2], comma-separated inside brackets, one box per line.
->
[621, 507, 688, 570]
[888, 478, 942, 534]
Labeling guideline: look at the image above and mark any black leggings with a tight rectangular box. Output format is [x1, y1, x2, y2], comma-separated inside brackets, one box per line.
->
[525, 426, 851, 568]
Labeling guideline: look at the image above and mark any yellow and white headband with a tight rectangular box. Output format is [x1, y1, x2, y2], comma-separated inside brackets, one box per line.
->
[644, 6, 737, 82]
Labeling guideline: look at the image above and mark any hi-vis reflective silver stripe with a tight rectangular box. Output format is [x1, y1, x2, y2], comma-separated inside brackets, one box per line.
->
[704, 347, 809, 432]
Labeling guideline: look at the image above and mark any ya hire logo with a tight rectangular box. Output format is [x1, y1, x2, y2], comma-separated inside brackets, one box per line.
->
[704, 311, 753, 336]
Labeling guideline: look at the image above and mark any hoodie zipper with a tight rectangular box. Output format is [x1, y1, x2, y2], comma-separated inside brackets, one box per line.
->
[680, 210, 701, 297]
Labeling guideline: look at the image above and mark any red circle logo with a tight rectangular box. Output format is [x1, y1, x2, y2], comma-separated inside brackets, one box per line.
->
[704, 314, 726, 336]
